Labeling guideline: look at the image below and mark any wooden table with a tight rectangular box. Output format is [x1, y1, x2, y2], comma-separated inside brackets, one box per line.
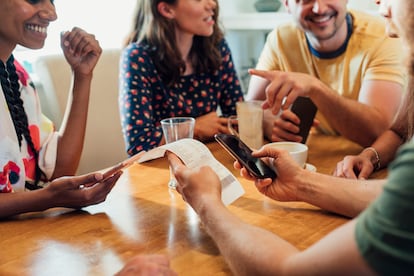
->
[0, 134, 387, 276]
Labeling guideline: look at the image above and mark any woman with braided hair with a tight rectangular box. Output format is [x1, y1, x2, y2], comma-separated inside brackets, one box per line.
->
[0, 0, 120, 218]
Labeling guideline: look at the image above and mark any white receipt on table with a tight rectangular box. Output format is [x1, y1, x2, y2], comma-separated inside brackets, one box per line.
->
[137, 138, 245, 205]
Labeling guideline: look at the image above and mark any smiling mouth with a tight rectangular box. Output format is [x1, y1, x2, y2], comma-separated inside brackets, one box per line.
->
[204, 15, 214, 22]
[26, 24, 47, 34]
[306, 13, 336, 24]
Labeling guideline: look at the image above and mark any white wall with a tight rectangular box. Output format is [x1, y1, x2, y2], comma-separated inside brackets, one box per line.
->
[348, 0, 377, 11]
[219, 0, 257, 14]
[48, 0, 136, 51]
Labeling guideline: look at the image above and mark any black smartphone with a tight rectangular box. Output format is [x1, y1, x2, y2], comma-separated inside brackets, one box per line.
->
[290, 97, 317, 143]
[214, 133, 277, 180]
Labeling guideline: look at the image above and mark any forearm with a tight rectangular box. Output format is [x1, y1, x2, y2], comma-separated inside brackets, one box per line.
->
[0, 190, 53, 218]
[296, 171, 385, 217]
[198, 200, 298, 276]
[369, 129, 404, 168]
[311, 83, 389, 147]
[54, 72, 93, 177]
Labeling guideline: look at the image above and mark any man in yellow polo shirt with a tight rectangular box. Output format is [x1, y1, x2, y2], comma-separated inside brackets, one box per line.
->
[247, 0, 405, 147]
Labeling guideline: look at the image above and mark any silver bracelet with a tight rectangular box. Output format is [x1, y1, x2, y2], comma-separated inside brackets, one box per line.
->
[364, 147, 381, 171]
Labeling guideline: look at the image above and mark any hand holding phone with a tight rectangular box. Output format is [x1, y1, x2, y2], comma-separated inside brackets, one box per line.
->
[214, 133, 277, 180]
[100, 151, 144, 181]
[290, 97, 317, 143]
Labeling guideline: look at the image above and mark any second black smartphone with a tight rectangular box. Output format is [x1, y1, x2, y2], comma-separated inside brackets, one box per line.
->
[214, 133, 277, 180]
[290, 97, 318, 143]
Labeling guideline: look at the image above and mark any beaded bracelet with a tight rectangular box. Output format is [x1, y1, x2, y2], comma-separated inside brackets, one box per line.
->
[364, 147, 381, 171]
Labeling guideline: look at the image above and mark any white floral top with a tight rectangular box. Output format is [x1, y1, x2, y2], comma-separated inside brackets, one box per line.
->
[0, 60, 58, 193]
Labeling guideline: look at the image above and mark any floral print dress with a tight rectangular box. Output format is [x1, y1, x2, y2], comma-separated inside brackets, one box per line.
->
[0, 59, 58, 193]
[119, 39, 244, 155]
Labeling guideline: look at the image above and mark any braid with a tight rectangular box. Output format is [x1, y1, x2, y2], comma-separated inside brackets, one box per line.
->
[0, 55, 43, 189]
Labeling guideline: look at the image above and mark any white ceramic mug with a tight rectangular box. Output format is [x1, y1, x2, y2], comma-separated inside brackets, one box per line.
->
[265, 141, 308, 168]
[228, 101, 264, 149]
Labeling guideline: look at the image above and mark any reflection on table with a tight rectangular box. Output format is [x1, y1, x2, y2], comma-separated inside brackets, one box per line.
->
[0, 133, 387, 275]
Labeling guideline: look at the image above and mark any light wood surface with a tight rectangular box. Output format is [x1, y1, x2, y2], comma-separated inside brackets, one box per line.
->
[0, 133, 387, 276]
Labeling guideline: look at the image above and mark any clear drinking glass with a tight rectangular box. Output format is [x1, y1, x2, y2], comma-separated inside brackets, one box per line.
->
[160, 117, 195, 188]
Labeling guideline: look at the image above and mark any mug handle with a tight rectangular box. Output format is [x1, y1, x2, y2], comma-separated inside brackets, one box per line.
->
[227, 115, 239, 137]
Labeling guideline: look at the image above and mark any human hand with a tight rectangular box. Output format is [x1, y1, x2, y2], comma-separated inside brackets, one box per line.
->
[333, 155, 374, 179]
[115, 255, 176, 276]
[267, 109, 303, 142]
[45, 171, 121, 209]
[194, 112, 231, 142]
[167, 152, 223, 213]
[248, 69, 318, 115]
[235, 145, 304, 202]
[60, 27, 102, 76]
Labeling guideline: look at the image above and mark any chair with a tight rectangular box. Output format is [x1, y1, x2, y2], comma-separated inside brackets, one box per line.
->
[33, 49, 127, 175]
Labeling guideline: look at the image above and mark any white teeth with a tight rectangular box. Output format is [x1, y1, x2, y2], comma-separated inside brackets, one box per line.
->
[26, 24, 47, 34]
[312, 15, 331, 23]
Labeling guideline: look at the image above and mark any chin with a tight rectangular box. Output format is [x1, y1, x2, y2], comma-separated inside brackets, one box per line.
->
[310, 28, 338, 41]
[22, 42, 45, 50]
[197, 30, 214, 37]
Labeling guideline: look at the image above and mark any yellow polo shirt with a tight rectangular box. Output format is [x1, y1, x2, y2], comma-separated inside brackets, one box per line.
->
[256, 10, 406, 135]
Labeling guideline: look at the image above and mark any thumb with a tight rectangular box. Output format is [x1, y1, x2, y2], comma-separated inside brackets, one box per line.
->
[167, 152, 184, 171]
[56, 173, 101, 189]
[252, 146, 285, 159]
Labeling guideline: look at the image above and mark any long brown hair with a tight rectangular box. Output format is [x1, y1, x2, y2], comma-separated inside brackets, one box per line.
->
[124, 0, 224, 87]
[391, 2, 414, 140]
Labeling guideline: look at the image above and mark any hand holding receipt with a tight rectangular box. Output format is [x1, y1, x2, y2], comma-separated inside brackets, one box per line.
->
[137, 139, 245, 205]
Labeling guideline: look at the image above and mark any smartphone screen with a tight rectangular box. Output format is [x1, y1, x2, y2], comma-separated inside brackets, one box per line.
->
[214, 134, 277, 180]
[290, 97, 317, 143]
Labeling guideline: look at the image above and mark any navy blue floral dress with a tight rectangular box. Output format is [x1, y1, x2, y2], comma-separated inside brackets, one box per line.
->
[119, 39, 244, 155]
